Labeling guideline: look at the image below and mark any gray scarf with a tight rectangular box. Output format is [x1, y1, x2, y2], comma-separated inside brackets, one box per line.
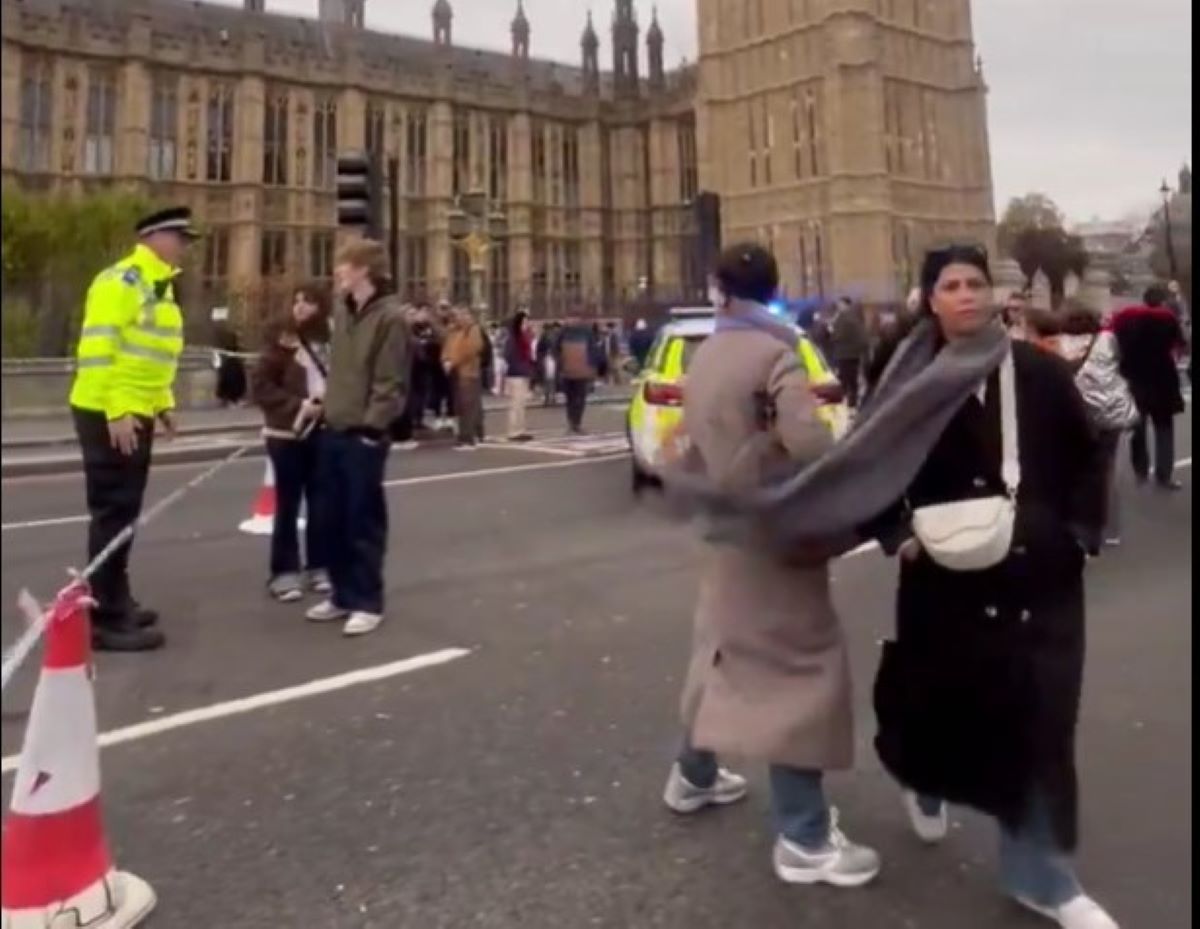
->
[669, 315, 1011, 548]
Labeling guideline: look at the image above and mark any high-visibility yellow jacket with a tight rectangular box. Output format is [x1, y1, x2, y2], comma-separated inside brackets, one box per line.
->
[69, 243, 184, 421]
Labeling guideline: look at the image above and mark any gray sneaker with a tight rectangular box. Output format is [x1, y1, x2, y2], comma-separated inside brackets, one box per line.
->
[268, 573, 304, 603]
[773, 810, 881, 888]
[307, 569, 333, 595]
[662, 762, 748, 814]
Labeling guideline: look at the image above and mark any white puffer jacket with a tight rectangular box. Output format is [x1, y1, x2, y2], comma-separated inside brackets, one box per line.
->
[1058, 332, 1138, 431]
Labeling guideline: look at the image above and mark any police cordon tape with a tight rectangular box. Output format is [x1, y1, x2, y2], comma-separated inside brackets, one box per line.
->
[0, 442, 256, 692]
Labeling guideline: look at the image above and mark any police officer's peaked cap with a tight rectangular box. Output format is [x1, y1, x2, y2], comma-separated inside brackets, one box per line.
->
[136, 206, 200, 239]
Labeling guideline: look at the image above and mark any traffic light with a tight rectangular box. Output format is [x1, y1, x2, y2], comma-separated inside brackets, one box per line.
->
[336, 152, 383, 237]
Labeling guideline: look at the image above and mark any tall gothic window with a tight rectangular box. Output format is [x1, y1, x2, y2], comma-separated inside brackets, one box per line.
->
[747, 102, 758, 188]
[678, 117, 698, 201]
[366, 100, 386, 161]
[310, 230, 334, 280]
[18, 57, 54, 172]
[84, 68, 117, 175]
[531, 123, 547, 202]
[488, 116, 508, 202]
[405, 109, 427, 196]
[262, 90, 289, 186]
[452, 109, 471, 196]
[806, 91, 821, 176]
[260, 229, 288, 277]
[148, 75, 178, 181]
[563, 127, 580, 208]
[404, 236, 427, 300]
[312, 96, 338, 189]
[206, 83, 235, 183]
[489, 238, 509, 316]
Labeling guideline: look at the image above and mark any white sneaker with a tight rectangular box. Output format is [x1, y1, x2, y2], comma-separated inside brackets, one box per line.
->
[342, 612, 383, 637]
[1015, 894, 1120, 929]
[662, 762, 748, 814]
[396, 440, 420, 451]
[306, 600, 348, 623]
[772, 809, 881, 888]
[903, 791, 949, 844]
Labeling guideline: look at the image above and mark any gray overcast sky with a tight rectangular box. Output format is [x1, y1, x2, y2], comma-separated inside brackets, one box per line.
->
[226, 0, 1192, 222]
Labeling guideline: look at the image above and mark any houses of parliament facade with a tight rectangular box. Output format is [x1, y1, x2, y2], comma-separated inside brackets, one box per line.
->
[1, 0, 995, 316]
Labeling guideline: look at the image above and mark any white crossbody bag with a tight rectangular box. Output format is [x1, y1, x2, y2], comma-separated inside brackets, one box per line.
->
[911, 350, 1019, 572]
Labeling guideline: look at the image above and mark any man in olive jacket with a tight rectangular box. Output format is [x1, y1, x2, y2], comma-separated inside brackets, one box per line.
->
[305, 239, 410, 637]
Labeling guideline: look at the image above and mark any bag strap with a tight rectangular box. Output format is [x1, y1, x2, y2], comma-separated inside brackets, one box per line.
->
[1069, 333, 1100, 375]
[999, 348, 1020, 494]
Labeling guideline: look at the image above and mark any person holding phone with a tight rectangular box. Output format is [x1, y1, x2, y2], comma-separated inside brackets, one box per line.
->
[251, 308, 331, 603]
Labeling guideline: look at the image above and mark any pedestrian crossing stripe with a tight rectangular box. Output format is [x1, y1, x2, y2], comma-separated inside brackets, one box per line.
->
[482, 431, 629, 458]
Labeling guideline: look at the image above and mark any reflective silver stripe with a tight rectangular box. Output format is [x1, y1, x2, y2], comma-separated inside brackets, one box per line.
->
[80, 325, 121, 338]
[121, 343, 177, 363]
[76, 356, 115, 368]
[131, 323, 182, 338]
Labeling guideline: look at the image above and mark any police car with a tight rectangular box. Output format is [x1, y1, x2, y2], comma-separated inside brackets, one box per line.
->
[627, 306, 849, 492]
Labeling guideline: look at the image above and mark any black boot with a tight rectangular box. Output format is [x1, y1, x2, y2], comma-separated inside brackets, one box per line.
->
[92, 615, 165, 652]
[131, 603, 160, 628]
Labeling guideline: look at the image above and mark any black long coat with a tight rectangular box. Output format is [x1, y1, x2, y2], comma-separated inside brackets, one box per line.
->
[1111, 304, 1186, 419]
[865, 341, 1101, 850]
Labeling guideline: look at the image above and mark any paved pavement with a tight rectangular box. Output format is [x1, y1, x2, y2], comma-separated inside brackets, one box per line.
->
[0, 410, 1190, 929]
[0, 384, 636, 447]
[0, 390, 636, 477]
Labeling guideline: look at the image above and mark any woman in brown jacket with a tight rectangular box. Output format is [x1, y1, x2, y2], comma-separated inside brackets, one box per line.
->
[663, 244, 880, 889]
[250, 310, 330, 602]
[442, 306, 485, 450]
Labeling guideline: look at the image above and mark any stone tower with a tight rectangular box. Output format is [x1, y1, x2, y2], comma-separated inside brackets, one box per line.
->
[695, 0, 995, 302]
[646, 7, 665, 93]
[433, 0, 452, 46]
[318, 0, 364, 28]
[511, 0, 530, 61]
[612, 0, 640, 98]
[581, 12, 601, 95]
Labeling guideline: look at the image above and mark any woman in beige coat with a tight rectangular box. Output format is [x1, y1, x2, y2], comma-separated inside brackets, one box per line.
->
[662, 245, 879, 888]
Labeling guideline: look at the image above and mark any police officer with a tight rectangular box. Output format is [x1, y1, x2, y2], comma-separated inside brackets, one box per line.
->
[69, 206, 199, 651]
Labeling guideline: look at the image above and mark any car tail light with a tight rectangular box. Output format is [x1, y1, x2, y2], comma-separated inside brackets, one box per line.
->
[644, 381, 684, 407]
[811, 381, 845, 406]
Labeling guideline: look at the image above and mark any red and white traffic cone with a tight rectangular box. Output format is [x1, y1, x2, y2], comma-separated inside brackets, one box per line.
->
[1, 585, 156, 929]
[239, 459, 277, 536]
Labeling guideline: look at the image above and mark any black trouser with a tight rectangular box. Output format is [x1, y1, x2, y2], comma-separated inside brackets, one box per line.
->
[1130, 411, 1176, 484]
[454, 376, 484, 445]
[429, 365, 455, 419]
[563, 379, 590, 431]
[321, 431, 389, 615]
[836, 358, 861, 409]
[265, 432, 329, 579]
[72, 406, 154, 626]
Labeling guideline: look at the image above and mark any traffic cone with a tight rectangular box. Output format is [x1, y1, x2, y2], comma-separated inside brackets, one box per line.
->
[1, 584, 156, 929]
[239, 458, 306, 536]
[239, 459, 277, 536]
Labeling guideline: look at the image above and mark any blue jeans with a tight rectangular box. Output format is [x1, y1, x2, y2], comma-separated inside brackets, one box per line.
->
[916, 795, 1081, 907]
[321, 431, 389, 614]
[265, 433, 329, 579]
[677, 743, 831, 850]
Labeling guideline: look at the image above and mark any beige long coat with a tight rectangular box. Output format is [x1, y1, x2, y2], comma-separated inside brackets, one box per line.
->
[678, 316, 855, 771]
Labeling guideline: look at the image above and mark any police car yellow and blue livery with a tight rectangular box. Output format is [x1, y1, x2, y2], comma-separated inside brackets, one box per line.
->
[627, 306, 848, 489]
[69, 243, 185, 421]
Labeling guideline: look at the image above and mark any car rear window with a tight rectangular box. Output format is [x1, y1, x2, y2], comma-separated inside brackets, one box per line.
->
[679, 336, 706, 372]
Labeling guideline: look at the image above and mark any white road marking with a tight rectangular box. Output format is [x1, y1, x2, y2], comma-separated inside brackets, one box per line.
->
[0, 647, 471, 775]
[0, 514, 89, 531]
[0, 454, 631, 532]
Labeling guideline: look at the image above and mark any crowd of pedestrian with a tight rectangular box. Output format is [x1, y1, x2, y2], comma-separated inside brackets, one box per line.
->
[65, 204, 1186, 929]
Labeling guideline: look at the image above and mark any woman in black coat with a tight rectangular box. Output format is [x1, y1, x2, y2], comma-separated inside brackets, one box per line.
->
[864, 247, 1116, 929]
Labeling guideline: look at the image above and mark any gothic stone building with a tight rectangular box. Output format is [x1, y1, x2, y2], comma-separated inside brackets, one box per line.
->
[696, 0, 996, 301]
[2, 0, 994, 314]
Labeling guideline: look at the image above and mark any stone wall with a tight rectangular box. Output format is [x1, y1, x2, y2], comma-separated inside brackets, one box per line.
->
[1, 356, 218, 419]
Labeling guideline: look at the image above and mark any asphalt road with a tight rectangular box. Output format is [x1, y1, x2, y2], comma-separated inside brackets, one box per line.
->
[0, 408, 1191, 929]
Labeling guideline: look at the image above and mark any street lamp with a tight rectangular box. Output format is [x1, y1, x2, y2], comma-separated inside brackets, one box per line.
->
[448, 189, 507, 321]
[1160, 179, 1180, 281]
